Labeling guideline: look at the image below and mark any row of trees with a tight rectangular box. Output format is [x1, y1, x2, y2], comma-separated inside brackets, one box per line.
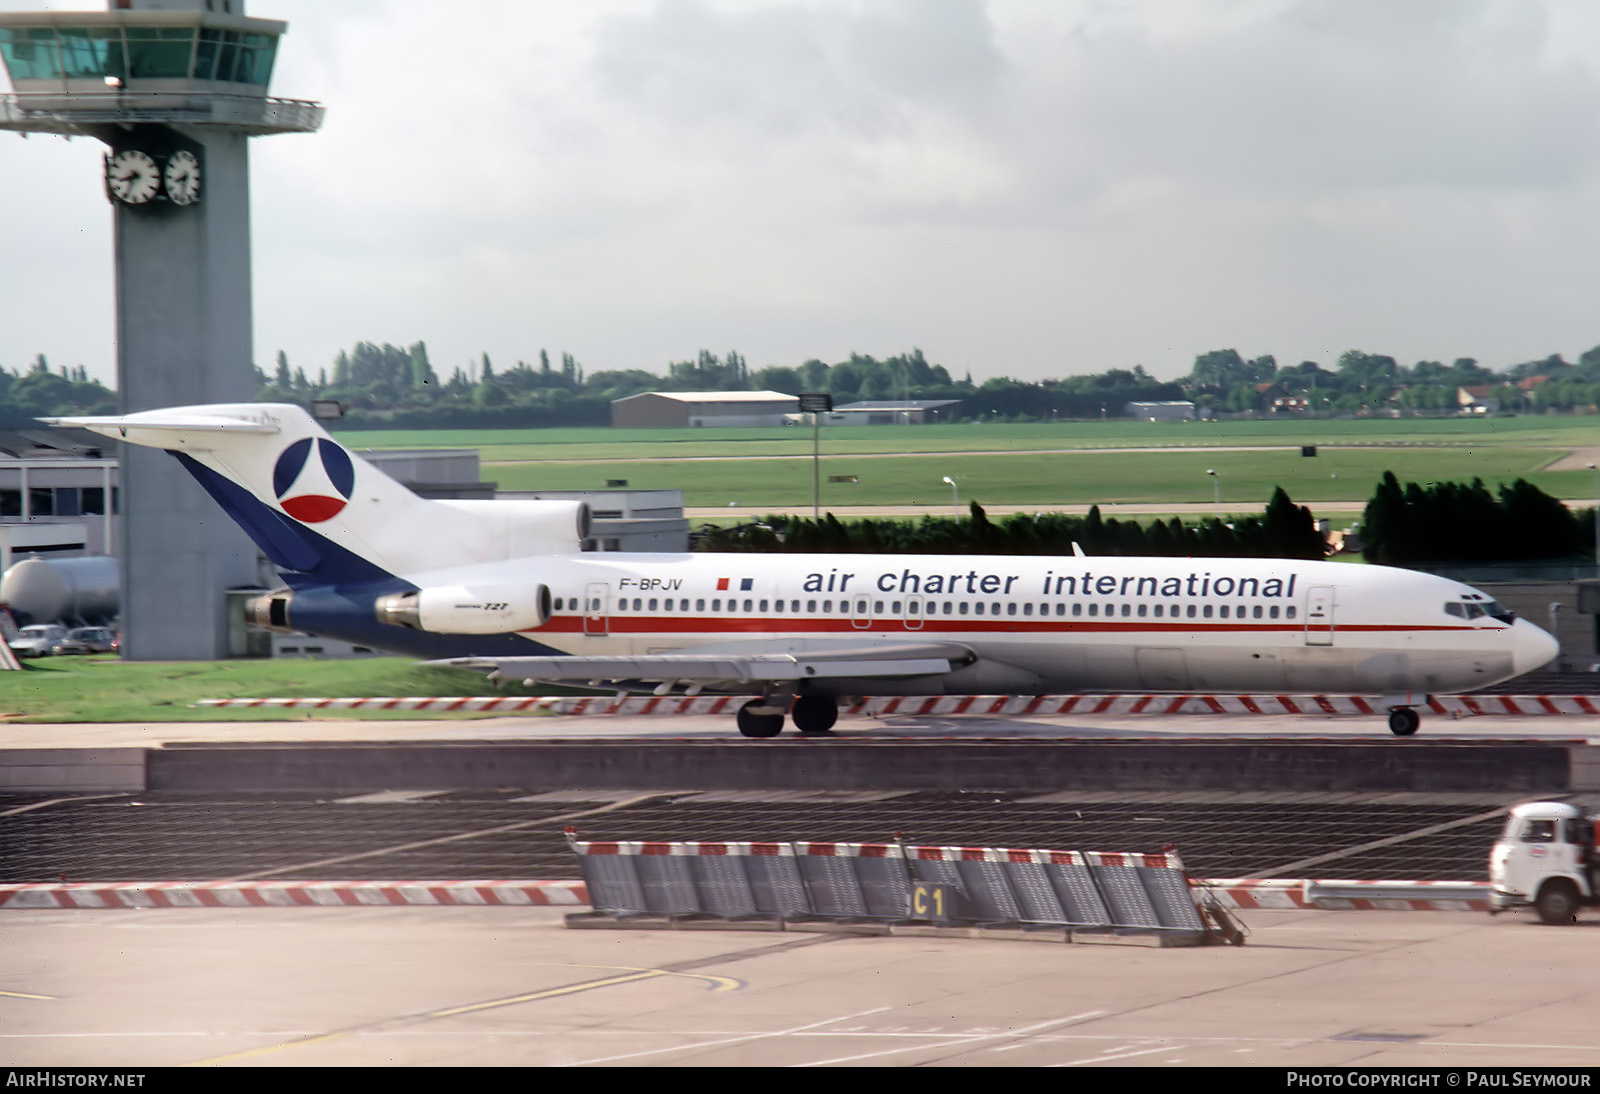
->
[699, 477, 1595, 567]
[0, 356, 115, 424]
[1361, 473, 1595, 565]
[697, 488, 1329, 560]
[250, 339, 1600, 428]
[12, 339, 1600, 426]
[1186, 346, 1600, 416]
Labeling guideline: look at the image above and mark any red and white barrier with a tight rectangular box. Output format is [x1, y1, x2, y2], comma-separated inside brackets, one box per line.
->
[0, 879, 588, 910]
[1197, 878, 1489, 912]
[0, 874, 1488, 912]
[195, 693, 1600, 716]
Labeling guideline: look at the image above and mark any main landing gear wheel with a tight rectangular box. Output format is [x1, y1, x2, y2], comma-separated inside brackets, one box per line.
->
[736, 700, 785, 739]
[1387, 708, 1420, 737]
[790, 696, 838, 735]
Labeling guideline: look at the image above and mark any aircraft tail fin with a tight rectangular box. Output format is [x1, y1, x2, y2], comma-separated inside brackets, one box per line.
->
[47, 404, 589, 583]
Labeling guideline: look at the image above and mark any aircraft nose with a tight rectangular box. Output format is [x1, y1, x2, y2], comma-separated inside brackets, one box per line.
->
[1511, 618, 1560, 675]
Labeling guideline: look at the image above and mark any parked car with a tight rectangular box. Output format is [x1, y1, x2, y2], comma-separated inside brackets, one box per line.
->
[53, 626, 117, 655]
[9, 623, 68, 658]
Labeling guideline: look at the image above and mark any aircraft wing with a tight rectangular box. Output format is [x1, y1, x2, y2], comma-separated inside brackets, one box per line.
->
[428, 641, 974, 686]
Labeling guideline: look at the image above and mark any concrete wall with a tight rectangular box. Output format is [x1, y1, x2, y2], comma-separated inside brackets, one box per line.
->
[10, 740, 1595, 794]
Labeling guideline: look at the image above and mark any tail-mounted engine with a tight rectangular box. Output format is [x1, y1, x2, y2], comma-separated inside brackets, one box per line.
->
[245, 587, 296, 634]
[374, 582, 552, 634]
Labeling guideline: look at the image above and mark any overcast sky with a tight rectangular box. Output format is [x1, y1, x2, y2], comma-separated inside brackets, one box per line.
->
[5, 0, 1600, 389]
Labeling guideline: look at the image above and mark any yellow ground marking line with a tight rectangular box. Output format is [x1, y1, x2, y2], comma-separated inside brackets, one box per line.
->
[0, 989, 56, 1000]
[185, 964, 738, 1066]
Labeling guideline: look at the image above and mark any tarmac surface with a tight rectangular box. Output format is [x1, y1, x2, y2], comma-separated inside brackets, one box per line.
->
[4, 904, 1597, 1067]
[0, 786, 1543, 885]
[5, 712, 1598, 1070]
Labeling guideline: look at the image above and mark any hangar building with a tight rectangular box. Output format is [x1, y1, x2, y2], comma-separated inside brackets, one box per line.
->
[611, 391, 800, 429]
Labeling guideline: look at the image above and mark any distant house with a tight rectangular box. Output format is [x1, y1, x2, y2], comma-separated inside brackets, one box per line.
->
[611, 391, 800, 428]
[1124, 400, 1196, 421]
[1457, 385, 1497, 414]
[824, 399, 962, 425]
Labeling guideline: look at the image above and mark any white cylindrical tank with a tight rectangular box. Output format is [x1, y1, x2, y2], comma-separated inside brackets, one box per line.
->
[0, 556, 119, 625]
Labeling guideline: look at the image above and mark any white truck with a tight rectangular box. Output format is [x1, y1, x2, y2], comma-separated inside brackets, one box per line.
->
[1489, 801, 1600, 924]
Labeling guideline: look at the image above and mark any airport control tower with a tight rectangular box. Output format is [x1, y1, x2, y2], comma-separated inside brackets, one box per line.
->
[0, 1, 322, 659]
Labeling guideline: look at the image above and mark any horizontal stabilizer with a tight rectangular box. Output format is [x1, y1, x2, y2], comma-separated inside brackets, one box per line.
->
[43, 409, 280, 449]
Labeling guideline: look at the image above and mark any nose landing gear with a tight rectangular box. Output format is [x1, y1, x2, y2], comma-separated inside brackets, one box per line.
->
[1387, 707, 1420, 736]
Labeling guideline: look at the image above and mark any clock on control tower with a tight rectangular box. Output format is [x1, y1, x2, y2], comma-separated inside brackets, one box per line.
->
[103, 147, 202, 207]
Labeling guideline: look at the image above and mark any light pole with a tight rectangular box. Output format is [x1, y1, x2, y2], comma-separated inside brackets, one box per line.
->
[1207, 468, 1219, 511]
[799, 393, 833, 519]
[943, 476, 959, 511]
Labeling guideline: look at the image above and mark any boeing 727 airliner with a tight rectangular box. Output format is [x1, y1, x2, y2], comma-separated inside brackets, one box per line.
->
[48, 403, 1559, 738]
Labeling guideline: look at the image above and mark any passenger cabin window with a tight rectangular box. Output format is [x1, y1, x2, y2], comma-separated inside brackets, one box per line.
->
[1286, 607, 1297, 620]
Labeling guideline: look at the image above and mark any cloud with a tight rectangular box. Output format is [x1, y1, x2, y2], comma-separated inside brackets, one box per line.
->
[5, 0, 1600, 390]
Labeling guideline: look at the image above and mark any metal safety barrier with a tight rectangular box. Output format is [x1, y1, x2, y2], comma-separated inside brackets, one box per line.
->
[567, 833, 1210, 941]
[195, 693, 1600, 716]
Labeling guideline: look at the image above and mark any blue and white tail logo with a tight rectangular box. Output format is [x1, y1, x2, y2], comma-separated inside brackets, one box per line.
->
[273, 437, 355, 523]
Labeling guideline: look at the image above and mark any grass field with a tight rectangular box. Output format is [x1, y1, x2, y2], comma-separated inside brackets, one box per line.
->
[0, 656, 563, 723]
[335, 413, 1600, 459]
[332, 415, 1600, 508]
[487, 446, 1576, 508]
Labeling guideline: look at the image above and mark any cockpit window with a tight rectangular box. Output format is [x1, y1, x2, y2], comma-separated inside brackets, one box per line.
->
[1483, 600, 1515, 623]
[1449, 597, 1515, 623]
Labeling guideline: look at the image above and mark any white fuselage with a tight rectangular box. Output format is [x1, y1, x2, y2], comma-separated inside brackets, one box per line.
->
[424, 551, 1554, 696]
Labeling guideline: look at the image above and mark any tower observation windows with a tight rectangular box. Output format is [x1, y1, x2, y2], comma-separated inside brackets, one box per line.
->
[0, 24, 278, 87]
